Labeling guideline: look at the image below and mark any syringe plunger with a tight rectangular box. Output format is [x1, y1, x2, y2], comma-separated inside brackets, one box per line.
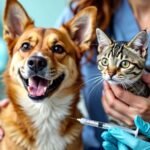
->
[77, 118, 138, 137]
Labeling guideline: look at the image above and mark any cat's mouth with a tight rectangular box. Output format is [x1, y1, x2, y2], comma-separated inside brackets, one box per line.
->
[104, 76, 120, 85]
[107, 80, 119, 85]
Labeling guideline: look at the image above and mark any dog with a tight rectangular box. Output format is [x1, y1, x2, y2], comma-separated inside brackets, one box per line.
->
[0, 0, 97, 149]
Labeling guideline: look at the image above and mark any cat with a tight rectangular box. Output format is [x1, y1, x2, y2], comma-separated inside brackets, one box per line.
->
[96, 28, 150, 135]
[96, 28, 149, 98]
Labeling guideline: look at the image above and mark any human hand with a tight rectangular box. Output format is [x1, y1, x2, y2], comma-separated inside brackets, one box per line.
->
[0, 99, 9, 141]
[0, 99, 9, 109]
[142, 73, 150, 87]
[101, 116, 150, 150]
[102, 74, 150, 126]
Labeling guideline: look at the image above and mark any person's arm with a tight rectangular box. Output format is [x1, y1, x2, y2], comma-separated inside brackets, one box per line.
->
[102, 74, 150, 126]
[101, 116, 150, 150]
[54, 6, 74, 28]
[0, 99, 9, 140]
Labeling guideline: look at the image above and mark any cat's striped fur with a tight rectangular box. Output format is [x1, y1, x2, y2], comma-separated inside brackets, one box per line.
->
[96, 29, 149, 97]
[96, 29, 150, 137]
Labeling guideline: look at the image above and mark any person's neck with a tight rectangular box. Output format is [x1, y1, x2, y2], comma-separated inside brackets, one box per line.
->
[128, 0, 150, 31]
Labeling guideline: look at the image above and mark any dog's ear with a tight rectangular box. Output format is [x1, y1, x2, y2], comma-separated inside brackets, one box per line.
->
[65, 6, 97, 53]
[3, 0, 33, 44]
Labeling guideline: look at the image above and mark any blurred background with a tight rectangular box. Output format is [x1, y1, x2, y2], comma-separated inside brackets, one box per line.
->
[0, 0, 68, 100]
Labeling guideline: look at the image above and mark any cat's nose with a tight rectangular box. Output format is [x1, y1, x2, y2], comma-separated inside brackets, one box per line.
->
[108, 72, 116, 78]
[108, 68, 117, 79]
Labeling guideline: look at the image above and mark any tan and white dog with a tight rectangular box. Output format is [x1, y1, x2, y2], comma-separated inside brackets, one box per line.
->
[0, 0, 97, 150]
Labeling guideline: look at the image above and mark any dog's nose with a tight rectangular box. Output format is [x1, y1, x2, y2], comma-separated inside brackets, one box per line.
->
[27, 56, 47, 71]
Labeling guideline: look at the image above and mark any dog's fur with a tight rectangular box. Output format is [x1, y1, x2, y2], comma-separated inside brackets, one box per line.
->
[0, 0, 97, 150]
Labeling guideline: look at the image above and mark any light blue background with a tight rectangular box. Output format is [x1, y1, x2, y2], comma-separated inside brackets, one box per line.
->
[0, 0, 68, 35]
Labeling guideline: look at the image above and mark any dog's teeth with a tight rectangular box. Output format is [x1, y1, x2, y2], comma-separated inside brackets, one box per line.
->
[44, 87, 47, 92]
[28, 78, 32, 86]
[49, 80, 53, 85]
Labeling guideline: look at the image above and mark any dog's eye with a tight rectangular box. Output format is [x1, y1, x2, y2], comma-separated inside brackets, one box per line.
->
[51, 45, 65, 54]
[21, 42, 31, 51]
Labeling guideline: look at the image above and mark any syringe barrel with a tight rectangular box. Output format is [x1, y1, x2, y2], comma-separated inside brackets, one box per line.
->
[78, 118, 99, 127]
[102, 123, 137, 136]
[77, 118, 138, 137]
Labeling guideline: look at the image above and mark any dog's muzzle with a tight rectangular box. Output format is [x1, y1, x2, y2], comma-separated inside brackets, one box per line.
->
[19, 56, 65, 101]
[27, 56, 47, 73]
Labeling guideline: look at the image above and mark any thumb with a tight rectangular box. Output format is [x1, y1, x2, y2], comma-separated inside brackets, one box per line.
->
[117, 141, 129, 150]
[109, 127, 150, 150]
[142, 74, 150, 85]
[109, 128, 139, 149]
[134, 115, 150, 138]
[0, 99, 9, 108]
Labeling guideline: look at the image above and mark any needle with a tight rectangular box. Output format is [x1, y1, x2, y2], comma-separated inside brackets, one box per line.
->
[70, 117, 139, 137]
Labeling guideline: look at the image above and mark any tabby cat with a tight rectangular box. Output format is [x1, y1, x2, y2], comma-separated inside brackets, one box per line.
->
[96, 28, 150, 133]
[96, 28, 149, 98]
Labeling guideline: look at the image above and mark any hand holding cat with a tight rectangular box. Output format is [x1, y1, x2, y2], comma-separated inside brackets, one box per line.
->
[142, 74, 150, 87]
[0, 99, 9, 141]
[102, 73, 150, 126]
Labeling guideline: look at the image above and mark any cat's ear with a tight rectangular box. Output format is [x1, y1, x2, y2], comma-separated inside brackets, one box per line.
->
[128, 31, 149, 58]
[96, 28, 112, 53]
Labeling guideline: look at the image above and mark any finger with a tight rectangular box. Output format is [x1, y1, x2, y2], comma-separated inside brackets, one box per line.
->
[103, 83, 136, 123]
[103, 82, 113, 104]
[0, 99, 9, 108]
[140, 110, 150, 122]
[0, 128, 4, 141]
[109, 128, 139, 149]
[142, 74, 150, 85]
[0, 100, 8, 141]
[104, 94, 135, 122]
[102, 141, 117, 150]
[134, 115, 150, 138]
[109, 84, 149, 109]
[101, 131, 117, 145]
[102, 96, 134, 126]
[117, 141, 129, 150]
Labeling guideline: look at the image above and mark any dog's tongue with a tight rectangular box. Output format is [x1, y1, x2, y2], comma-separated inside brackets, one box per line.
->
[27, 77, 48, 97]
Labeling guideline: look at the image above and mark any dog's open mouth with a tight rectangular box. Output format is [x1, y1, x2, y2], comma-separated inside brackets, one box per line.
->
[19, 72, 65, 101]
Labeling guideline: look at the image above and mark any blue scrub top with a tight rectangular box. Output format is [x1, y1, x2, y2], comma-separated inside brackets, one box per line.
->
[55, 0, 150, 149]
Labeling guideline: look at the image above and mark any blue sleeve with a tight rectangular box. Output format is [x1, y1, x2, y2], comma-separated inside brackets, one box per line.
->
[54, 6, 74, 28]
[81, 50, 108, 149]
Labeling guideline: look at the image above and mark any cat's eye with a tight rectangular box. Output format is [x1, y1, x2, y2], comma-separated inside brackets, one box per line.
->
[101, 58, 108, 66]
[51, 45, 65, 54]
[120, 60, 130, 68]
[21, 42, 31, 52]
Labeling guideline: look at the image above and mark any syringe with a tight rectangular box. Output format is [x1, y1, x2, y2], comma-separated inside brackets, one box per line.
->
[76, 118, 139, 137]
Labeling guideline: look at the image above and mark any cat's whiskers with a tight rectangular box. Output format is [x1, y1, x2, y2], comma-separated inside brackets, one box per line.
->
[71, 74, 103, 93]
[83, 74, 102, 86]
[88, 78, 104, 97]
[86, 74, 104, 97]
